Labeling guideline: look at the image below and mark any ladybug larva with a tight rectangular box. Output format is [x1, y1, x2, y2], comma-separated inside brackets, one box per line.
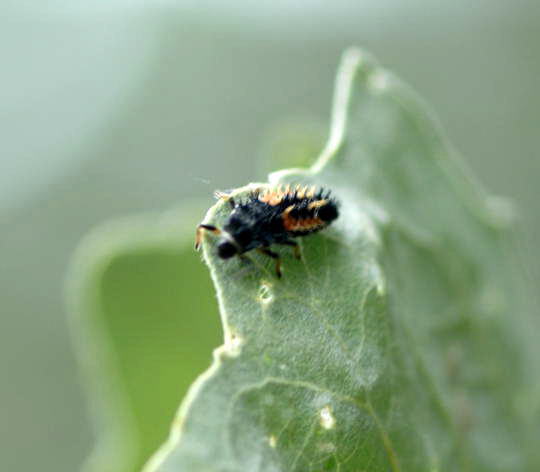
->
[195, 185, 339, 278]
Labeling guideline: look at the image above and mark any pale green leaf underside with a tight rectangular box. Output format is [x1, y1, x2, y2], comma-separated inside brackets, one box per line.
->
[147, 49, 540, 471]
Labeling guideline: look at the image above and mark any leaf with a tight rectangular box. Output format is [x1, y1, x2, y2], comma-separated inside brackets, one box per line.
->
[146, 48, 540, 471]
[67, 205, 222, 472]
[257, 117, 327, 176]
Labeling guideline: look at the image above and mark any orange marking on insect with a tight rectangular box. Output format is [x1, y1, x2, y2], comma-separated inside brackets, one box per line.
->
[259, 190, 283, 206]
[307, 199, 328, 210]
[282, 210, 324, 231]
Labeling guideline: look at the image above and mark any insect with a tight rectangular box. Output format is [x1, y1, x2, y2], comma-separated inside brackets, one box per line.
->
[195, 184, 339, 278]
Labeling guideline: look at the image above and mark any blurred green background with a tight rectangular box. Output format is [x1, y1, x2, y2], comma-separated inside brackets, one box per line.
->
[1, 1, 539, 471]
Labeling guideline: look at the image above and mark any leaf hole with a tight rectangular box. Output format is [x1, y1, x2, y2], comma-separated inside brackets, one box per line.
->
[225, 330, 243, 357]
[258, 282, 273, 304]
[319, 405, 336, 429]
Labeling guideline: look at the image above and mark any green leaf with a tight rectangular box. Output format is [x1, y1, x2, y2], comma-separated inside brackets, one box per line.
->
[257, 117, 327, 175]
[145, 49, 540, 471]
[67, 205, 222, 472]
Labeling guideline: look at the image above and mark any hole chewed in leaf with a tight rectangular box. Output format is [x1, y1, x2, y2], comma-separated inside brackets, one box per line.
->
[224, 330, 243, 357]
[319, 405, 336, 430]
[257, 282, 273, 304]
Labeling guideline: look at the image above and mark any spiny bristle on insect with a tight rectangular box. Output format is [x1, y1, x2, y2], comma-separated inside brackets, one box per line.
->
[214, 190, 230, 200]
[257, 184, 326, 202]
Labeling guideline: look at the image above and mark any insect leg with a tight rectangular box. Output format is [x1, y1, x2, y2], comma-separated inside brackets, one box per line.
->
[195, 224, 221, 250]
[279, 239, 301, 260]
[258, 248, 282, 278]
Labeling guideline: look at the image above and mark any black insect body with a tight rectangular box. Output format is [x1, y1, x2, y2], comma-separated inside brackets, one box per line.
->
[195, 185, 339, 277]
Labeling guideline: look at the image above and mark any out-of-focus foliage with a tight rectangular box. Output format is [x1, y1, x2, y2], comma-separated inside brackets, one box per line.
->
[257, 118, 327, 176]
[144, 50, 538, 471]
[68, 206, 221, 471]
